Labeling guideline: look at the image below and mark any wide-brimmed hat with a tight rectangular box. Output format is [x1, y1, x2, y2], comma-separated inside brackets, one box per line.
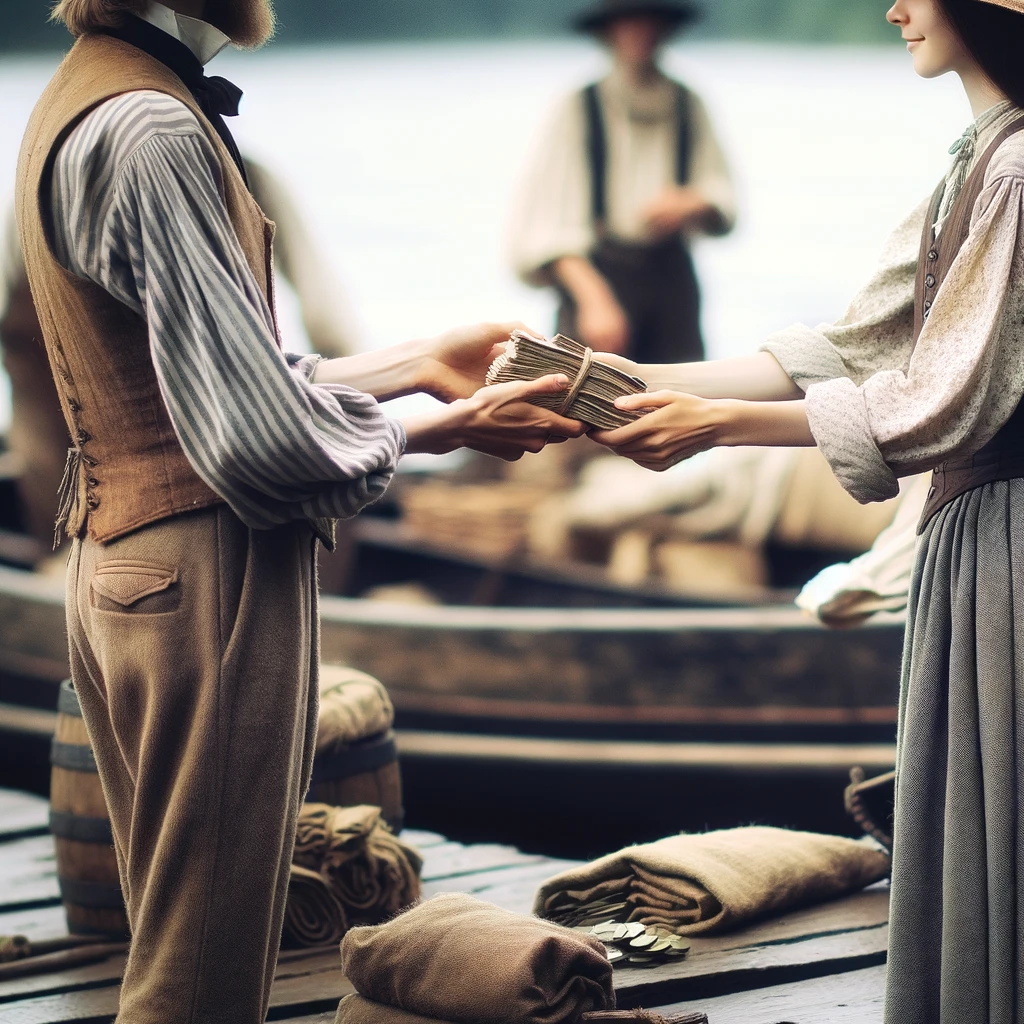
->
[980, 0, 1024, 11]
[572, 0, 700, 34]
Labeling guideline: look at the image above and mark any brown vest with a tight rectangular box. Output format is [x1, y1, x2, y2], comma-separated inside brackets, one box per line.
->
[15, 33, 278, 544]
[914, 116, 1024, 528]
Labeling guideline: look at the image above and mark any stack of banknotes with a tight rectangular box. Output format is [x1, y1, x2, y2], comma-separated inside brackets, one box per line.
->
[485, 330, 648, 430]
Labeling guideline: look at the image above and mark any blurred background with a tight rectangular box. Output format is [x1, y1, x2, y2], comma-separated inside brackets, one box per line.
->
[0, 0, 972, 431]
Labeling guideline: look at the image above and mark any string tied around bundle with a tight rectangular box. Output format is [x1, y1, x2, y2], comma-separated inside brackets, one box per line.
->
[558, 345, 594, 416]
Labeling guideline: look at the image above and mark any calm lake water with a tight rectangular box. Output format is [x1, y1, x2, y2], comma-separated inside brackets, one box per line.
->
[0, 39, 971, 429]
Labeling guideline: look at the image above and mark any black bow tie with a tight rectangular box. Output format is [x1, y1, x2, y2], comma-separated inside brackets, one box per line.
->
[101, 15, 248, 185]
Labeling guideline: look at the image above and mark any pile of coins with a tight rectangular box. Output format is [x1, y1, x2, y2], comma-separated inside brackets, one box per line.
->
[585, 920, 691, 969]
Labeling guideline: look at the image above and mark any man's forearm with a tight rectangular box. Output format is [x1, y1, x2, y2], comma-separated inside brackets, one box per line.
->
[310, 338, 432, 401]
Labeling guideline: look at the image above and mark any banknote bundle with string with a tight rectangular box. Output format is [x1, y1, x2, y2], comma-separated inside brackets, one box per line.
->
[485, 330, 648, 430]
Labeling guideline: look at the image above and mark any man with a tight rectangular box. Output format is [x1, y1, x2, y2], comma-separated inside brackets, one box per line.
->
[508, 0, 736, 363]
[17, 2, 582, 1022]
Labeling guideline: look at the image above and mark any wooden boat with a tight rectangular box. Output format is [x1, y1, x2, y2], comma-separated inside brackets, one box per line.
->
[0, 549, 902, 848]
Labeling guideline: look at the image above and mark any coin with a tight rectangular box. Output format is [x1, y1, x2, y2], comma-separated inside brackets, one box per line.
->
[605, 947, 625, 963]
[629, 933, 658, 949]
[626, 955, 657, 966]
[623, 922, 645, 939]
[611, 924, 629, 941]
[648, 938, 672, 953]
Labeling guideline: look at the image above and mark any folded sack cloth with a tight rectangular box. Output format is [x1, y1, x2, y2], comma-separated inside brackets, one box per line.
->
[283, 865, 347, 948]
[534, 826, 890, 936]
[340, 892, 614, 1024]
[318, 664, 394, 753]
[334, 995, 705, 1024]
[294, 804, 422, 926]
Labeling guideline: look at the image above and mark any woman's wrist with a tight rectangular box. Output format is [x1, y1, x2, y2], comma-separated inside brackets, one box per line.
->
[400, 402, 466, 455]
[714, 398, 813, 448]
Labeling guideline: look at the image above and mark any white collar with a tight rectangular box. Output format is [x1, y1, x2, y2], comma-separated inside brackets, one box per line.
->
[139, 1, 230, 65]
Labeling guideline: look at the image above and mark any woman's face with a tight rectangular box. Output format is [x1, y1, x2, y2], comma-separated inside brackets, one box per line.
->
[886, 0, 972, 78]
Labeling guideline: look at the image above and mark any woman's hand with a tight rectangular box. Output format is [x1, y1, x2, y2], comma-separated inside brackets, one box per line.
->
[589, 391, 726, 471]
[590, 393, 815, 471]
[402, 374, 587, 461]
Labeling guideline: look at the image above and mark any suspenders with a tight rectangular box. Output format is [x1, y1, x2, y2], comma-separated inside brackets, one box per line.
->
[582, 80, 692, 230]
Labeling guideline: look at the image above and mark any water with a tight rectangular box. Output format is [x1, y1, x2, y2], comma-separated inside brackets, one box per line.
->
[0, 39, 971, 430]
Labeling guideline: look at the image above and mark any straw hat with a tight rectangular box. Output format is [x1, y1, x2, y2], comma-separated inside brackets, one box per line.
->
[980, 0, 1024, 10]
[572, 0, 700, 33]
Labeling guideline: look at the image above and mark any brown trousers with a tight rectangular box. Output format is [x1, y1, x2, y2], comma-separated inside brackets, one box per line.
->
[66, 505, 319, 1024]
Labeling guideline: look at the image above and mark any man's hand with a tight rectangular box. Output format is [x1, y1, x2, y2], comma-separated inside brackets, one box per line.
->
[402, 374, 587, 461]
[419, 321, 528, 403]
[588, 390, 725, 471]
[641, 186, 717, 241]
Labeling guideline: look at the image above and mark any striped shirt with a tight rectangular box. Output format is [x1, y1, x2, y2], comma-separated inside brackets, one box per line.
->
[49, 89, 406, 530]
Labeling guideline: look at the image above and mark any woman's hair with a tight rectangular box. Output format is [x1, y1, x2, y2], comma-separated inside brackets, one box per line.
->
[939, 0, 1024, 108]
[50, 0, 146, 37]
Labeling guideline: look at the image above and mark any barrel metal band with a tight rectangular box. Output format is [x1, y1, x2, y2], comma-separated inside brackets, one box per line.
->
[57, 679, 82, 717]
[50, 810, 113, 844]
[50, 739, 97, 773]
[310, 730, 397, 785]
[58, 876, 124, 909]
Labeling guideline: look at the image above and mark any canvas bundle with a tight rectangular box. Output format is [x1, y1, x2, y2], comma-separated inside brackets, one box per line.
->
[485, 331, 648, 430]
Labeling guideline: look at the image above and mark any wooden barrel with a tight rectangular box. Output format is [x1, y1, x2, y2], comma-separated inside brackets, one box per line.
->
[49, 680, 129, 938]
[310, 730, 404, 832]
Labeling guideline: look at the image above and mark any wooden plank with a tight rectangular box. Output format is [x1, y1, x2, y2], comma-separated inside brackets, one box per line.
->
[660, 963, 885, 1024]
[0, 789, 50, 840]
[397, 829, 447, 850]
[418, 841, 544, 882]
[0, 835, 60, 911]
[0, 904, 70, 943]
[421, 858, 581, 912]
[0, 949, 353, 1024]
[614, 924, 887, 1008]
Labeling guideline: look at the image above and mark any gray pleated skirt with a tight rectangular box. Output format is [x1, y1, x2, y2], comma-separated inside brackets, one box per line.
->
[886, 479, 1024, 1024]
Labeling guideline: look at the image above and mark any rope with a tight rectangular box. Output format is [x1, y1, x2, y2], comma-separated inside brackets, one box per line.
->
[557, 345, 594, 417]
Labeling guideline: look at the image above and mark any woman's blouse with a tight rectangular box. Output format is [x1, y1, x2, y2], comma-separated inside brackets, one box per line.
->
[763, 102, 1024, 504]
[507, 67, 737, 284]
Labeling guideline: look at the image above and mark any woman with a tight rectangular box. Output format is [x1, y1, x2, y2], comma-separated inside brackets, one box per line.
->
[591, 1, 1024, 1020]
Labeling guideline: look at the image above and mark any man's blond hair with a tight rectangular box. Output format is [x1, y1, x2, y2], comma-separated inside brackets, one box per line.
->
[50, 0, 146, 36]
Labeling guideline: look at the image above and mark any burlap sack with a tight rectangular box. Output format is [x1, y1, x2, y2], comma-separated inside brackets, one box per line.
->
[340, 893, 614, 1024]
[317, 665, 394, 754]
[534, 826, 889, 936]
[294, 803, 421, 925]
[282, 865, 347, 948]
[334, 997, 705, 1024]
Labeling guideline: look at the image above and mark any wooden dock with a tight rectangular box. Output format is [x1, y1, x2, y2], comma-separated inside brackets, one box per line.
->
[0, 787, 889, 1023]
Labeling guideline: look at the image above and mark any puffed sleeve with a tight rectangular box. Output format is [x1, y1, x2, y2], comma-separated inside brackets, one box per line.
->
[805, 171, 1024, 503]
[685, 89, 737, 236]
[506, 92, 596, 285]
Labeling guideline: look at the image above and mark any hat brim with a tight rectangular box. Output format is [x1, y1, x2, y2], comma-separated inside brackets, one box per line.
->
[978, 0, 1024, 12]
[573, 3, 700, 34]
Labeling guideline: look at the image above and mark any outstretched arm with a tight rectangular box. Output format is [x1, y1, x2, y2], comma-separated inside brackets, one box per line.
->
[589, 391, 813, 472]
[597, 351, 804, 401]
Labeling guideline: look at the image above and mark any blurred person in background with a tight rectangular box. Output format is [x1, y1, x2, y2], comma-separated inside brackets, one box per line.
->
[508, 0, 735, 362]
[0, 155, 358, 553]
